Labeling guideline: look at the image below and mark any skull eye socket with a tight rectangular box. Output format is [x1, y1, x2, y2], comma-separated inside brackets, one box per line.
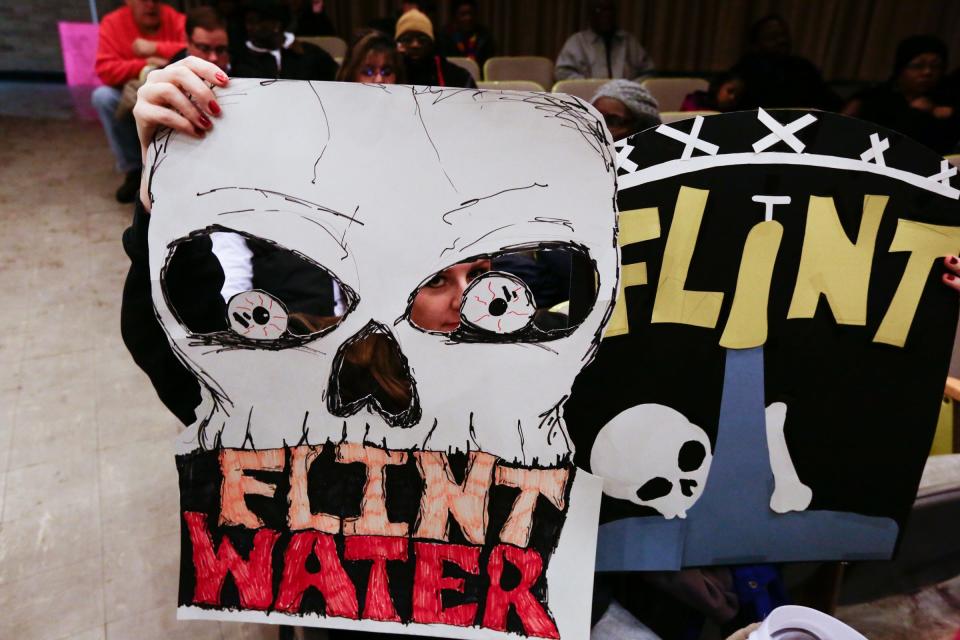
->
[161, 227, 356, 348]
[405, 243, 598, 341]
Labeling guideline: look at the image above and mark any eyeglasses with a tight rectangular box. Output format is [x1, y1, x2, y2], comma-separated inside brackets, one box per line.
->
[397, 33, 431, 46]
[361, 66, 395, 78]
[905, 60, 943, 72]
[602, 114, 634, 129]
[190, 42, 229, 55]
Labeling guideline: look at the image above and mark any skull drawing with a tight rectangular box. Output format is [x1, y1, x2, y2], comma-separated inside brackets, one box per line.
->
[148, 80, 619, 466]
[590, 403, 713, 519]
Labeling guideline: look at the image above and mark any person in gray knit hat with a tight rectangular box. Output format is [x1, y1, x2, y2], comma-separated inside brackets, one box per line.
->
[591, 79, 661, 141]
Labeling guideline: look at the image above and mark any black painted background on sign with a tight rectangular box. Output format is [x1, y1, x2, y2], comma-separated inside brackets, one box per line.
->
[566, 110, 958, 540]
[176, 448, 571, 635]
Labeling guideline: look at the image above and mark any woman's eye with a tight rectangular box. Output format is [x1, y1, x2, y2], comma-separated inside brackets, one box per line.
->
[426, 275, 446, 288]
[227, 290, 288, 340]
[467, 266, 488, 281]
[460, 272, 536, 334]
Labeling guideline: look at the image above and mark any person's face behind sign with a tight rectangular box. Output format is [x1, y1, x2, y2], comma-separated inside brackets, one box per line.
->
[127, 0, 162, 32]
[410, 259, 491, 332]
[246, 13, 285, 50]
[188, 27, 230, 71]
[715, 78, 744, 111]
[398, 31, 433, 63]
[593, 96, 637, 142]
[898, 52, 944, 97]
[355, 50, 397, 84]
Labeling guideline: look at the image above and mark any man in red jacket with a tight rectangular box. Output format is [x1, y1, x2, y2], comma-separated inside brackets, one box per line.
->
[92, 0, 185, 203]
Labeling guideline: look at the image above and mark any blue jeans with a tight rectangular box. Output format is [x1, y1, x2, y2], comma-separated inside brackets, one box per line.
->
[91, 85, 142, 173]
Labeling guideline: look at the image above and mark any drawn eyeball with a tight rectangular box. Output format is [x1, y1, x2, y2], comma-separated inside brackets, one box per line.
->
[226, 290, 288, 340]
[460, 272, 536, 334]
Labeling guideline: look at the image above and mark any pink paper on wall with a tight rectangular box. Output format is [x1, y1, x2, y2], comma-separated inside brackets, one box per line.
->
[58, 22, 101, 86]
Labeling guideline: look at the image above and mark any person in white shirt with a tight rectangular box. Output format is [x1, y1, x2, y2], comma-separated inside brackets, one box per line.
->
[555, 0, 654, 81]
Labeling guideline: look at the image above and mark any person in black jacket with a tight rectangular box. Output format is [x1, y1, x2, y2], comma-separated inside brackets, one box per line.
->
[231, 0, 337, 81]
[436, 0, 494, 69]
[731, 14, 840, 111]
[843, 35, 960, 155]
[395, 8, 476, 88]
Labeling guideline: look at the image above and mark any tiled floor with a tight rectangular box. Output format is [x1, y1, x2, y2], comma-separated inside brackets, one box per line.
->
[0, 98, 276, 639]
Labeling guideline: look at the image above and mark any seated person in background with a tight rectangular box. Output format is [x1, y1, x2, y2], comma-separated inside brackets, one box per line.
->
[591, 79, 661, 141]
[93, 0, 185, 203]
[731, 13, 839, 111]
[436, 0, 495, 69]
[368, 0, 435, 38]
[337, 31, 405, 84]
[168, 6, 231, 72]
[293, 0, 337, 37]
[555, 0, 654, 81]
[681, 71, 744, 112]
[396, 9, 477, 87]
[231, 0, 338, 81]
[843, 35, 960, 155]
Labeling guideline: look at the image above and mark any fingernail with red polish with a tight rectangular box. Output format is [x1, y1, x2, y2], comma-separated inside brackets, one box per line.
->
[950, 256, 958, 265]
[209, 100, 221, 116]
[194, 126, 206, 137]
[199, 114, 212, 128]
[947, 274, 955, 281]
[216, 72, 228, 84]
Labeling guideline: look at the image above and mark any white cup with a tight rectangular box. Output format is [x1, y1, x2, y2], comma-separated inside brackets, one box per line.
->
[747, 606, 867, 640]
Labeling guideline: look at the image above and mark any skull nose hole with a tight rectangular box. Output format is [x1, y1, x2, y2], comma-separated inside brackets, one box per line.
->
[636, 477, 672, 501]
[328, 321, 421, 428]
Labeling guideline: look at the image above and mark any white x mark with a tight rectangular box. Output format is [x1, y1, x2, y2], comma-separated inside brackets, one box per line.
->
[752, 109, 817, 153]
[860, 133, 890, 167]
[614, 140, 638, 173]
[656, 115, 719, 160]
[928, 159, 957, 185]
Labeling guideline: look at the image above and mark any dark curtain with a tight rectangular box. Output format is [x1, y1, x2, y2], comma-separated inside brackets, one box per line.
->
[319, 0, 960, 81]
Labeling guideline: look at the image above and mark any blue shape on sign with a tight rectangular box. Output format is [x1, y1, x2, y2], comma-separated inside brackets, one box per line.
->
[596, 347, 899, 571]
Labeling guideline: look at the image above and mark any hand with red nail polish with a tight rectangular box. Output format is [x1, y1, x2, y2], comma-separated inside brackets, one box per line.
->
[132, 56, 227, 210]
[942, 256, 960, 293]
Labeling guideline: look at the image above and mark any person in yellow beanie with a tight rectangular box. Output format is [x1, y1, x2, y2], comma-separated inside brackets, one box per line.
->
[396, 8, 476, 87]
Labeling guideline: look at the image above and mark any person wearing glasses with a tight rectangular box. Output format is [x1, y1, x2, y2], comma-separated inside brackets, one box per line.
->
[395, 9, 476, 88]
[843, 35, 960, 155]
[591, 79, 661, 142]
[336, 30, 406, 84]
[169, 6, 231, 72]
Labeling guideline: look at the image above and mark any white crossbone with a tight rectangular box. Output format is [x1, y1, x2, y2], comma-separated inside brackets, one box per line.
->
[614, 140, 638, 173]
[929, 159, 958, 186]
[752, 109, 817, 153]
[860, 133, 890, 167]
[752, 195, 791, 221]
[656, 116, 719, 160]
